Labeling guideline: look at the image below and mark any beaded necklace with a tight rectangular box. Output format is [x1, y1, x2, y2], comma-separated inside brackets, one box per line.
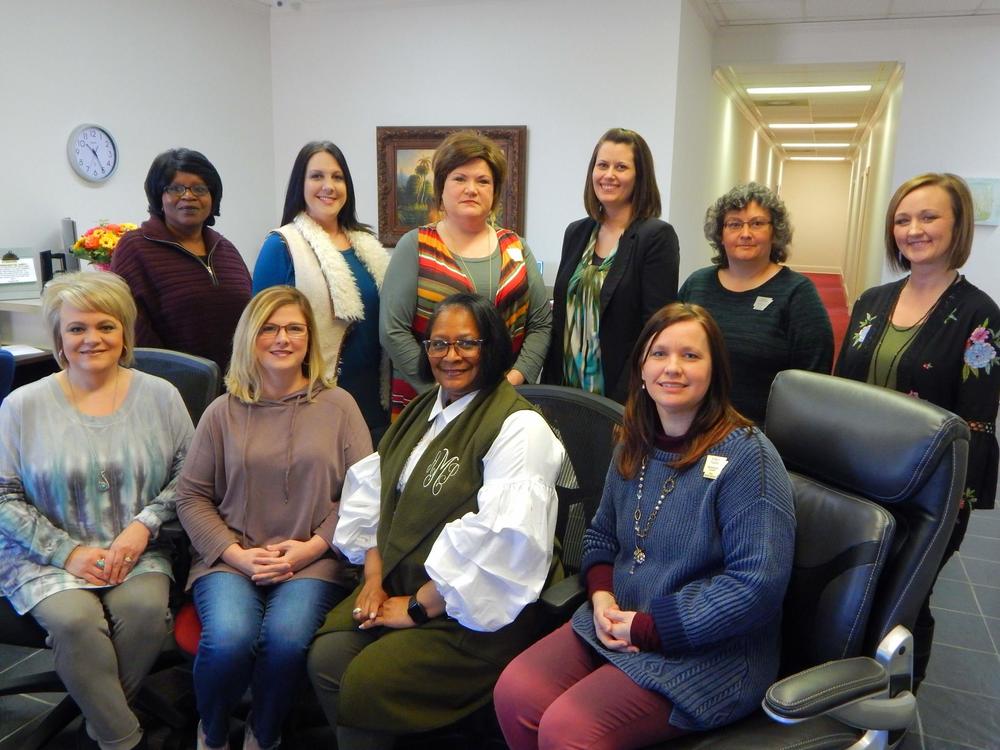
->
[630, 457, 678, 574]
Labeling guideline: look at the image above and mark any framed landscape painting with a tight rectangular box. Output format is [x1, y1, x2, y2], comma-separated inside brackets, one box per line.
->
[376, 125, 527, 246]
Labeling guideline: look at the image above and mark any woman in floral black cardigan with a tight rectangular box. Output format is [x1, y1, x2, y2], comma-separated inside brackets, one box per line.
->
[836, 172, 999, 684]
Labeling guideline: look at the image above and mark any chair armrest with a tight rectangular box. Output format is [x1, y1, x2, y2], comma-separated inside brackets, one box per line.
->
[764, 657, 888, 722]
[540, 575, 586, 618]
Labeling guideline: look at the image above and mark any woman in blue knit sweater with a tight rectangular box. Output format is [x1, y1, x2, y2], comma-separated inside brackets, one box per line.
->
[495, 302, 796, 750]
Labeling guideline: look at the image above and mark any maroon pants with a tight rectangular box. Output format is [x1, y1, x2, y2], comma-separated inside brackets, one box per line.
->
[494, 622, 688, 750]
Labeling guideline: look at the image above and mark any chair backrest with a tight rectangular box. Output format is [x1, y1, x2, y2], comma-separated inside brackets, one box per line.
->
[0, 349, 15, 404]
[517, 385, 624, 573]
[765, 370, 968, 667]
[131, 347, 221, 426]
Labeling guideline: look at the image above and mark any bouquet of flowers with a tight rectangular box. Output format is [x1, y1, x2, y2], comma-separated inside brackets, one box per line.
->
[71, 221, 137, 265]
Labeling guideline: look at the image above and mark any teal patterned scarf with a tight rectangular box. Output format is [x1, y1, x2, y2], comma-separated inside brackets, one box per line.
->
[562, 228, 617, 394]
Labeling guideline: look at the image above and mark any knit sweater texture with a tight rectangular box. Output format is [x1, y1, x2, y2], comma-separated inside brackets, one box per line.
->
[111, 215, 251, 372]
[679, 266, 833, 424]
[571, 427, 796, 731]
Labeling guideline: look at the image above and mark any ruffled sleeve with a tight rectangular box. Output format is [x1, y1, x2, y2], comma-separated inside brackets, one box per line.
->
[332, 452, 383, 564]
[424, 410, 565, 631]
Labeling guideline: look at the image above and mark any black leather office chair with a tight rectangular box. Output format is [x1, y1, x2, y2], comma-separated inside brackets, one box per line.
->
[0, 348, 222, 748]
[131, 347, 221, 426]
[662, 370, 968, 750]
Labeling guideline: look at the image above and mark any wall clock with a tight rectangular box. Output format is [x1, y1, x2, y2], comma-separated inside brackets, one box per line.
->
[67, 124, 119, 183]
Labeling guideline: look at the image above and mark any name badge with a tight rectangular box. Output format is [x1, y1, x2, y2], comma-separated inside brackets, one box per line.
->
[507, 246, 523, 262]
[753, 296, 773, 311]
[703, 454, 729, 480]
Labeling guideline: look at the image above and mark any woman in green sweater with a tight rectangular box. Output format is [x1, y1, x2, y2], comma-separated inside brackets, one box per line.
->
[679, 183, 833, 424]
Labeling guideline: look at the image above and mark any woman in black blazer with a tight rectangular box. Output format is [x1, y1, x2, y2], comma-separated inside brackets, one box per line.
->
[543, 128, 679, 403]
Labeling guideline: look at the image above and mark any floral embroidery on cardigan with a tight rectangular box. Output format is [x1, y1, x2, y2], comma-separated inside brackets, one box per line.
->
[851, 313, 877, 347]
[962, 319, 999, 381]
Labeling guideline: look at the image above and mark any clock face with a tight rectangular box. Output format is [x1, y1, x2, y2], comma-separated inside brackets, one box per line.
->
[67, 125, 118, 183]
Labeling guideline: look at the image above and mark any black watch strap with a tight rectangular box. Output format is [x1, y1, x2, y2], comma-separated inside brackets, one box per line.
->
[407, 594, 430, 625]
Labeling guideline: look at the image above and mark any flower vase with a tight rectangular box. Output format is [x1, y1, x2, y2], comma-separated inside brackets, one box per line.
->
[88, 261, 112, 272]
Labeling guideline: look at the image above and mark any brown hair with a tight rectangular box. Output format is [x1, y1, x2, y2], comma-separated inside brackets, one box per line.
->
[617, 303, 752, 478]
[583, 128, 662, 222]
[884, 172, 974, 272]
[703, 183, 792, 268]
[432, 130, 507, 215]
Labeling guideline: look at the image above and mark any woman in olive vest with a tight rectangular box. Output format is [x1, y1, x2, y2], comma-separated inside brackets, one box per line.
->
[308, 292, 565, 749]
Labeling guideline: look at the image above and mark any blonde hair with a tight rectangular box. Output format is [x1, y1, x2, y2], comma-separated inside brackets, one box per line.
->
[41, 271, 137, 369]
[224, 286, 328, 403]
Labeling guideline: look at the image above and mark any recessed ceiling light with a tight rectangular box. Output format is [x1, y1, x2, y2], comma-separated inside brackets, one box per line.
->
[781, 143, 850, 149]
[769, 122, 858, 130]
[788, 156, 848, 161]
[748, 85, 871, 95]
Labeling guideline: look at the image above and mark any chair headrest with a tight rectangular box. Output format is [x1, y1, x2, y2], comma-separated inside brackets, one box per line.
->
[765, 370, 969, 503]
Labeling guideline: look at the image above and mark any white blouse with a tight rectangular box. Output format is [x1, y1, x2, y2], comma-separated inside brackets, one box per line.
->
[334, 388, 565, 632]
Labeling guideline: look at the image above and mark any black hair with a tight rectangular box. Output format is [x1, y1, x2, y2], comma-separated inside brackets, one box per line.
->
[144, 148, 223, 226]
[280, 141, 371, 232]
[417, 292, 514, 389]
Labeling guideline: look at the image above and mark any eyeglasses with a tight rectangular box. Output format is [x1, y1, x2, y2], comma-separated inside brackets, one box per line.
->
[422, 338, 484, 356]
[163, 184, 211, 198]
[258, 323, 308, 339]
[723, 219, 772, 233]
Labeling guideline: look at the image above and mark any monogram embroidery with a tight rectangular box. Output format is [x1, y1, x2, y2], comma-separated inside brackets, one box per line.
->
[423, 448, 461, 496]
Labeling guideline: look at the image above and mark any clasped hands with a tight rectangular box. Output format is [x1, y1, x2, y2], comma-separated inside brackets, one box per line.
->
[352, 579, 416, 630]
[223, 536, 327, 585]
[64, 520, 150, 586]
[592, 590, 639, 653]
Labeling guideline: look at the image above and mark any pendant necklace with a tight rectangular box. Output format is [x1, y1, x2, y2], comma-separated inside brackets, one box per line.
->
[444, 223, 495, 299]
[871, 272, 958, 388]
[66, 367, 120, 493]
[630, 457, 678, 574]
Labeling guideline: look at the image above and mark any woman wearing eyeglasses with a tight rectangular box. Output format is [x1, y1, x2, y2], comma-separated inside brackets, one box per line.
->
[679, 183, 833, 424]
[308, 292, 564, 750]
[112, 148, 252, 374]
[177, 287, 371, 750]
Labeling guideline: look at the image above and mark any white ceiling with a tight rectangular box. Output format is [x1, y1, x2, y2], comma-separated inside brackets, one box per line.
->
[699, 0, 1000, 27]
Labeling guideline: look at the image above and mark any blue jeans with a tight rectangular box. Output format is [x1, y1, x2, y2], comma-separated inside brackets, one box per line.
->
[192, 572, 345, 748]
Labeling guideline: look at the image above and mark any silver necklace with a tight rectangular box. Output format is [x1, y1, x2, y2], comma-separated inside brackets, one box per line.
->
[630, 457, 677, 574]
[66, 367, 120, 493]
[442, 223, 495, 298]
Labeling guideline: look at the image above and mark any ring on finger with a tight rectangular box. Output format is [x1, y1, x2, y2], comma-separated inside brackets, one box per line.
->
[96, 558, 106, 569]
[124, 555, 134, 563]
[352, 607, 363, 615]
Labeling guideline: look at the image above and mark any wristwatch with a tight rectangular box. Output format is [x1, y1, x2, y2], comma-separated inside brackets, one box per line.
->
[407, 594, 430, 625]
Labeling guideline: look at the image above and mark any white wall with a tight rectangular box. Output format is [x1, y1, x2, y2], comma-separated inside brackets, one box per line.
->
[667, 0, 717, 283]
[268, 0, 684, 281]
[780, 161, 851, 273]
[713, 15, 1000, 303]
[0, 0, 275, 268]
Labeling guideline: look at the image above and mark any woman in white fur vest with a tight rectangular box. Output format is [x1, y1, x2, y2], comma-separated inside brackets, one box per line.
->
[254, 141, 390, 442]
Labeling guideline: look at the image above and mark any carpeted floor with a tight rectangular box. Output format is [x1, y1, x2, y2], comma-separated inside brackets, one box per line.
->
[802, 272, 850, 366]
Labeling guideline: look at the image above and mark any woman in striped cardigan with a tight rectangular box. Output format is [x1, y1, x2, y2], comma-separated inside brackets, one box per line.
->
[379, 130, 551, 419]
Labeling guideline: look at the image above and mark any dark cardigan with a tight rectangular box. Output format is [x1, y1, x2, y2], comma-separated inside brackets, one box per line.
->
[111, 216, 251, 372]
[835, 276, 1000, 509]
[543, 216, 679, 403]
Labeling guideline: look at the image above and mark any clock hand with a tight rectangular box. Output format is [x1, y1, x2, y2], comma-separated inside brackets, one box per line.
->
[87, 145, 107, 175]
